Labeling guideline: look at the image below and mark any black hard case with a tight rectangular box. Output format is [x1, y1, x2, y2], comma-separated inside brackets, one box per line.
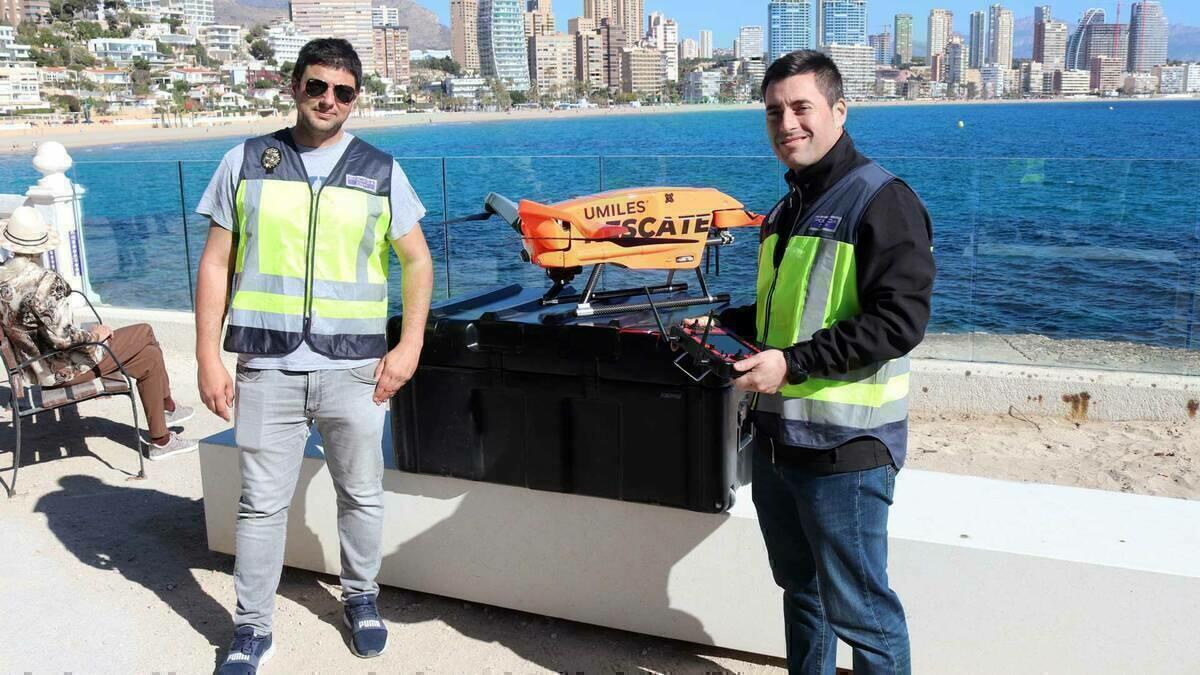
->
[387, 284, 754, 513]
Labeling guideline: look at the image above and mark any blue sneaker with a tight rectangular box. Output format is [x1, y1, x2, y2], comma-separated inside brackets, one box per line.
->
[217, 625, 274, 674]
[343, 594, 388, 658]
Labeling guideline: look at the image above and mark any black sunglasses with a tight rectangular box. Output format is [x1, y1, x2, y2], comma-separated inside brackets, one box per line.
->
[303, 77, 358, 105]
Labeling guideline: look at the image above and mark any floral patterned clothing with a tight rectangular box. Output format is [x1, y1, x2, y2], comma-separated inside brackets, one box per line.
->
[0, 255, 102, 387]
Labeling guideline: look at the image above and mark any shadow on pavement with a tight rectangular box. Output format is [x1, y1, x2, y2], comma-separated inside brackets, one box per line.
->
[34, 475, 232, 664]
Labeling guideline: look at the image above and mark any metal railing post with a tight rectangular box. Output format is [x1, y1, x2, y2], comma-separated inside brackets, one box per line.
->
[441, 157, 452, 299]
[177, 161, 195, 312]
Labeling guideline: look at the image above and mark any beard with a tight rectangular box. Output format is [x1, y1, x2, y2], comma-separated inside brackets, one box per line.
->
[299, 106, 345, 135]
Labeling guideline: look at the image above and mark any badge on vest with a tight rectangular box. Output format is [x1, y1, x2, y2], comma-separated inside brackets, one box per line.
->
[346, 175, 378, 192]
[261, 147, 282, 174]
[808, 215, 842, 233]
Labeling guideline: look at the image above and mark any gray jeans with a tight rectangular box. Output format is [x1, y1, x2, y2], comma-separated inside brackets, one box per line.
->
[232, 363, 387, 633]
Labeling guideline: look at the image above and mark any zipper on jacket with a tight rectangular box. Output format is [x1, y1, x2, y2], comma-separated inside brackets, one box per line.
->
[759, 188, 803, 352]
[300, 180, 318, 338]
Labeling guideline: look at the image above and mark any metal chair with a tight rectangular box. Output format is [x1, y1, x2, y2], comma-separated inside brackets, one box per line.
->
[1, 291, 145, 497]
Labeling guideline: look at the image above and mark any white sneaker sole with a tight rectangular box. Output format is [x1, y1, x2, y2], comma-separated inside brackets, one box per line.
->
[343, 612, 388, 658]
[146, 443, 199, 461]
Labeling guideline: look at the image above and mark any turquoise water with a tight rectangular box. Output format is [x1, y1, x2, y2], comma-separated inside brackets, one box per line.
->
[2, 100, 1198, 349]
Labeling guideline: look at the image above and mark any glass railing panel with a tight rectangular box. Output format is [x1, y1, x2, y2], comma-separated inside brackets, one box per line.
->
[179, 159, 220, 308]
[383, 157, 448, 310]
[71, 160, 193, 311]
[879, 157, 978, 363]
[440, 156, 603, 298]
[973, 158, 1200, 375]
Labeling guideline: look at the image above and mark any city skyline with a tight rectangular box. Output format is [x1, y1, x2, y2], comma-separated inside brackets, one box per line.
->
[413, 1, 1195, 51]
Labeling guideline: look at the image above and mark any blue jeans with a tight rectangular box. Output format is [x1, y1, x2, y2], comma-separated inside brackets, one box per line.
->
[753, 442, 911, 675]
[232, 364, 388, 633]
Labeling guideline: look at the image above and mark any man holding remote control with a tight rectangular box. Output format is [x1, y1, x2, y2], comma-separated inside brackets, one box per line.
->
[689, 50, 935, 674]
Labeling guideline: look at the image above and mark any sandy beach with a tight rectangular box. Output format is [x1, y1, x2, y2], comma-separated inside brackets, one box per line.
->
[3, 95, 1193, 157]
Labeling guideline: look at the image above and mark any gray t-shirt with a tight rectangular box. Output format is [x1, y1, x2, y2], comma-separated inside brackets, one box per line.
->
[196, 131, 426, 371]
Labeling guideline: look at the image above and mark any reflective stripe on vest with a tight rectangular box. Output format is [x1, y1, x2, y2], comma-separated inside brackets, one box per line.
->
[753, 161, 912, 466]
[224, 131, 393, 359]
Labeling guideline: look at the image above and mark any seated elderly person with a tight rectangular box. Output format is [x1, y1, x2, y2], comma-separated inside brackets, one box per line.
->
[0, 207, 197, 459]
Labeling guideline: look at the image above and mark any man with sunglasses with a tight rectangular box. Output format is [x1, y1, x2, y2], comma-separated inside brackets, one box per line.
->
[195, 38, 433, 672]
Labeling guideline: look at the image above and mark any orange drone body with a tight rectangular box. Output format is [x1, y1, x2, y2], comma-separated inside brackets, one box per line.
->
[516, 187, 763, 270]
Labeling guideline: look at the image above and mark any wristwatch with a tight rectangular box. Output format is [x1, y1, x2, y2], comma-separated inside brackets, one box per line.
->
[783, 351, 809, 384]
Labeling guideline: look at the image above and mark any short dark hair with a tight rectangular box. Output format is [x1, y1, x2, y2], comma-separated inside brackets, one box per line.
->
[761, 50, 844, 105]
[292, 38, 363, 90]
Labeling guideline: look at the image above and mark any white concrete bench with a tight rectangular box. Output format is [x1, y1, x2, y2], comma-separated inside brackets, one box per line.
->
[200, 417, 1199, 673]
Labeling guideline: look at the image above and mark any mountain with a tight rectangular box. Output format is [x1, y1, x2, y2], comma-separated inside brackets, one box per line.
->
[1169, 25, 1200, 61]
[213, 0, 451, 51]
[987, 17, 1198, 63]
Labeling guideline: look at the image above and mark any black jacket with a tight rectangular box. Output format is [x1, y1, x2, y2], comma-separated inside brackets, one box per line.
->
[722, 132, 936, 471]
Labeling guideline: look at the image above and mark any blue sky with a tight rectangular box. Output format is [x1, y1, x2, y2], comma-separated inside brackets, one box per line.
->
[414, 1, 1195, 48]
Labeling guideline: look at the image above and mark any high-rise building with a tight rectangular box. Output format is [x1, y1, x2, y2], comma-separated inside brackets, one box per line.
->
[451, 0, 480, 73]
[820, 0, 867, 47]
[371, 6, 399, 28]
[1089, 54, 1121, 92]
[679, 38, 697, 61]
[21, 0, 46, 23]
[927, 9, 953, 60]
[1034, 5, 1052, 24]
[684, 69, 722, 103]
[930, 52, 945, 82]
[820, 43, 872, 97]
[1, 0, 23, 27]
[373, 25, 410, 83]
[523, 11, 554, 37]
[1055, 68, 1090, 95]
[737, 26, 764, 59]
[1085, 23, 1129, 70]
[945, 37, 968, 85]
[868, 31, 892, 66]
[616, 0, 643, 48]
[1185, 62, 1200, 94]
[646, 12, 678, 81]
[980, 62, 1008, 97]
[1020, 60, 1043, 94]
[184, 0, 214, 26]
[569, 17, 594, 35]
[1034, 20, 1067, 70]
[699, 30, 713, 59]
[599, 18, 624, 93]
[201, 24, 242, 62]
[969, 11, 985, 68]
[1155, 64, 1185, 94]
[583, 0, 615, 22]
[987, 4, 1013, 68]
[290, 0, 374, 69]
[478, 0, 531, 91]
[1127, 1, 1168, 73]
[528, 32, 575, 91]
[893, 14, 911, 65]
[267, 21, 310, 65]
[575, 28, 606, 89]
[523, 0, 554, 38]
[768, 0, 814, 64]
[622, 45, 665, 94]
[1066, 8, 1105, 70]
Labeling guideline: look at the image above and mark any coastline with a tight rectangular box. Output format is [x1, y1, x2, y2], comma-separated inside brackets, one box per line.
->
[2, 95, 1194, 157]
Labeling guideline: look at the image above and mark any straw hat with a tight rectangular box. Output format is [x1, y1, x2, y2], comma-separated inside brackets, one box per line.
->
[0, 206, 58, 255]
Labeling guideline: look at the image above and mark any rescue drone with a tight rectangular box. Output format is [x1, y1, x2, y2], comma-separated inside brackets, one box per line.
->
[482, 187, 763, 318]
